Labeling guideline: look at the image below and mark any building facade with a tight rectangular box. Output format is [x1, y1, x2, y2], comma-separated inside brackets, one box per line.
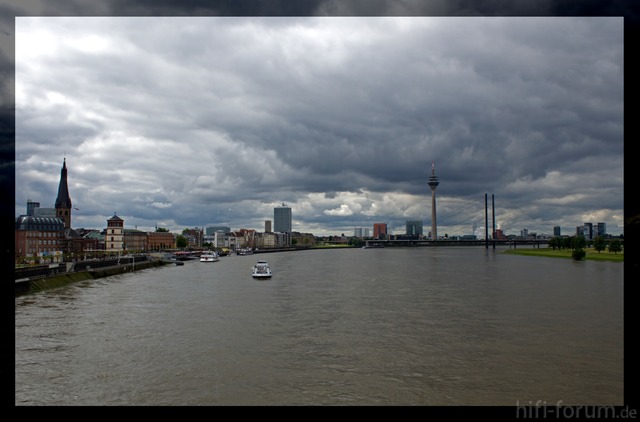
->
[291, 231, 316, 247]
[213, 231, 226, 249]
[27, 199, 39, 216]
[124, 229, 148, 251]
[205, 226, 231, 235]
[105, 214, 124, 253]
[147, 232, 176, 250]
[34, 207, 56, 217]
[373, 223, 388, 239]
[15, 216, 65, 262]
[274, 204, 292, 233]
[183, 228, 204, 248]
[406, 220, 423, 237]
[493, 228, 508, 240]
[258, 231, 277, 248]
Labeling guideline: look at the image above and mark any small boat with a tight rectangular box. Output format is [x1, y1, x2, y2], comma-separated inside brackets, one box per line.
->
[174, 260, 184, 266]
[200, 251, 219, 262]
[252, 260, 272, 278]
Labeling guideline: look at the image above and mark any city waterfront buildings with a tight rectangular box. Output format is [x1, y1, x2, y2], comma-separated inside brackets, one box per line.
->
[15, 158, 620, 265]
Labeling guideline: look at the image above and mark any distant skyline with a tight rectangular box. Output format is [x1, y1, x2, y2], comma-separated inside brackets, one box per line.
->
[14, 16, 623, 236]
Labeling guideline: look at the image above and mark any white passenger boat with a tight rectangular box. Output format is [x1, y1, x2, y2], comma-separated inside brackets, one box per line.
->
[252, 260, 272, 278]
[200, 251, 219, 262]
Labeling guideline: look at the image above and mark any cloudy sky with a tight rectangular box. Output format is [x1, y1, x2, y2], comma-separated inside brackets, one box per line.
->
[13, 14, 624, 237]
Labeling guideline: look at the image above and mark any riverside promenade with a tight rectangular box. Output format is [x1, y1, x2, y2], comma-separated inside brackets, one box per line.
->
[15, 255, 171, 296]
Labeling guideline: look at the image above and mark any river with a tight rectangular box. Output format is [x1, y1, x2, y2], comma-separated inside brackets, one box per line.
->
[15, 246, 624, 406]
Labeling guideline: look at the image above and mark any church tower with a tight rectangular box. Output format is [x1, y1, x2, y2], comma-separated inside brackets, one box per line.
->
[55, 158, 72, 229]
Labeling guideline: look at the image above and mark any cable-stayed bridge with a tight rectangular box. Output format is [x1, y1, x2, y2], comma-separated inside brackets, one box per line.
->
[368, 193, 554, 249]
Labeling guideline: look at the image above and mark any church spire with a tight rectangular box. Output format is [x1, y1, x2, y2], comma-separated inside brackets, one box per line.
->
[55, 158, 72, 228]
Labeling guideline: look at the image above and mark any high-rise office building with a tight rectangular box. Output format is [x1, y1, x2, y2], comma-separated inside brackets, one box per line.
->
[265, 220, 272, 233]
[354, 227, 371, 238]
[373, 223, 387, 239]
[27, 199, 40, 216]
[274, 204, 292, 233]
[553, 226, 561, 236]
[427, 162, 439, 240]
[406, 220, 423, 236]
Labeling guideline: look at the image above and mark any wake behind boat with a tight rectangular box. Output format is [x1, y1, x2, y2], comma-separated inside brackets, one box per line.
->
[200, 251, 219, 262]
[252, 260, 272, 278]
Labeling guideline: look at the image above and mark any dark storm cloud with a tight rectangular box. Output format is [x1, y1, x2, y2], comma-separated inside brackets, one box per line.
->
[12, 13, 624, 236]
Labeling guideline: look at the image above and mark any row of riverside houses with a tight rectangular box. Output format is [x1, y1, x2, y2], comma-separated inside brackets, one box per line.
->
[14, 159, 179, 265]
[14, 159, 316, 266]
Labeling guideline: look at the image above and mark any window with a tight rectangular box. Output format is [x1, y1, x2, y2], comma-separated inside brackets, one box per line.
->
[111, 237, 114, 241]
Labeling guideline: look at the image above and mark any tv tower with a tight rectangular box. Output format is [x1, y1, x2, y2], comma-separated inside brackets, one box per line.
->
[428, 162, 439, 240]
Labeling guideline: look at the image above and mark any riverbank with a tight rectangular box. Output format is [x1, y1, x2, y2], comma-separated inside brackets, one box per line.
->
[15, 259, 171, 296]
[502, 247, 624, 262]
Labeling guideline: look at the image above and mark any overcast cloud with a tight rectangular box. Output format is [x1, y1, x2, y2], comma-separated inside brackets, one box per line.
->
[14, 16, 623, 236]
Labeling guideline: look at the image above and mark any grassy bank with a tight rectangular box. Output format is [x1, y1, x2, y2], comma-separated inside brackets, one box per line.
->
[16, 260, 170, 296]
[502, 247, 623, 262]
[311, 244, 355, 249]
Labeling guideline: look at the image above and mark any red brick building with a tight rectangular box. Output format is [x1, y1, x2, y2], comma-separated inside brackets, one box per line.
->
[147, 232, 176, 250]
[373, 223, 388, 239]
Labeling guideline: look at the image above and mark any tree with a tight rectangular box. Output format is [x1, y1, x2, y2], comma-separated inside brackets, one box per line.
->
[548, 236, 560, 250]
[593, 236, 606, 253]
[348, 237, 365, 248]
[572, 235, 586, 250]
[155, 227, 169, 232]
[572, 248, 586, 261]
[608, 238, 622, 254]
[176, 235, 188, 248]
